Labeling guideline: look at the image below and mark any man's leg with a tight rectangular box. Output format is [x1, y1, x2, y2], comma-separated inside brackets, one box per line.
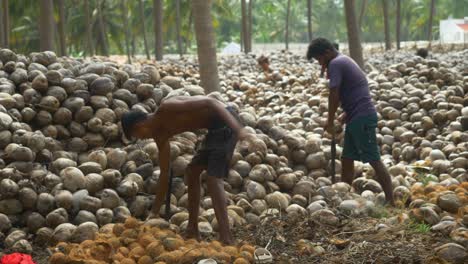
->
[341, 157, 355, 185]
[206, 175, 233, 245]
[185, 164, 205, 240]
[369, 160, 395, 206]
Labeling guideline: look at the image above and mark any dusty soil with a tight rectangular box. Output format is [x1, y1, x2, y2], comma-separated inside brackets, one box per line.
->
[232, 210, 452, 264]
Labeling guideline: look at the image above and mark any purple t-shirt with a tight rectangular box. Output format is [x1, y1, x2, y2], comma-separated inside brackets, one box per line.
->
[328, 54, 376, 123]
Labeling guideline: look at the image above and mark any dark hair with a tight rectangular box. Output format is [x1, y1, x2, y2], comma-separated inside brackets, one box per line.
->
[333, 42, 339, 51]
[416, 48, 428, 59]
[306, 38, 335, 60]
[121, 111, 148, 139]
[257, 55, 269, 64]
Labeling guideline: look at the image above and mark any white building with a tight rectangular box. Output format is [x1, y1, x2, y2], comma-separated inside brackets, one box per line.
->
[440, 17, 468, 43]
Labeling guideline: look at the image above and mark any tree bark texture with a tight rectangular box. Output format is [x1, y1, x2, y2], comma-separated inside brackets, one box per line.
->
[396, 0, 401, 49]
[247, 0, 253, 52]
[97, 0, 109, 56]
[84, 0, 94, 56]
[57, 0, 67, 56]
[382, 0, 391, 50]
[2, 0, 9, 48]
[192, 0, 220, 93]
[285, 0, 291, 50]
[121, 0, 131, 63]
[175, 0, 183, 57]
[427, 0, 436, 47]
[241, 0, 249, 53]
[139, 0, 151, 59]
[153, 0, 163, 60]
[344, 0, 364, 68]
[307, 0, 313, 42]
[39, 0, 55, 52]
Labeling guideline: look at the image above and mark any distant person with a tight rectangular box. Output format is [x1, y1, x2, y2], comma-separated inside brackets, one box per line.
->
[416, 48, 429, 59]
[306, 37, 395, 206]
[257, 55, 272, 73]
[121, 96, 255, 245]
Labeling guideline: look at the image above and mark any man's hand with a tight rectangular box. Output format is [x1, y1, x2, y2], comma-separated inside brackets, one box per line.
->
[337, 112, 346, 125]
[324, 120, 336, 138]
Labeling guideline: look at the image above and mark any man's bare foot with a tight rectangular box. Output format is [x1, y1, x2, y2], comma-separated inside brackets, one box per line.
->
[219, 234, 234, 245]
[145, 211, 159, 221]
[185, 228, 201, 241]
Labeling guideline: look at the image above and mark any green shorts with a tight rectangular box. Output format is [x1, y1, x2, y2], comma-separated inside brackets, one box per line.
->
[342, 114, 381, 163]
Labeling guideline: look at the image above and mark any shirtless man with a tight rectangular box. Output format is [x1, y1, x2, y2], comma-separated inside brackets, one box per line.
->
[121, 96, 252, 244]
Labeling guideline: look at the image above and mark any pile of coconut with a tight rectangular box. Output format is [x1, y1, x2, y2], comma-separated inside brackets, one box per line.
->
[0, 48, 466, 262]
[48, 217, 254, 264]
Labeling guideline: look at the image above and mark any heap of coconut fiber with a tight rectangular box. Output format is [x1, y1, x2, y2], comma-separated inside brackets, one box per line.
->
[48, 217, 254, 264]
[0, 47, 466, 263]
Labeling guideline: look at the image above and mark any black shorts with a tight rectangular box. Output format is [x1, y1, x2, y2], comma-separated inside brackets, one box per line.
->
[189, 127, 238, 178]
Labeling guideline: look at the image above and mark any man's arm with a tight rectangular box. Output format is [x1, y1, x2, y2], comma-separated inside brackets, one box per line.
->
[328, 88, 340, 128]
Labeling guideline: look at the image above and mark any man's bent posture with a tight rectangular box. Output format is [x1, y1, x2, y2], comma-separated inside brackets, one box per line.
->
[121, 96, 251, 244]
[307, 38, 395, 206]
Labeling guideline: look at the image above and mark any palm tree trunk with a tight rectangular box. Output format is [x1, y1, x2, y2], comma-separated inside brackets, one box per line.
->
[153, 0, 163, 60]
[57, 0, 67, 56]
[39, 0, 55, 52]
[0, 3, 4, 47]
[307, 0, 313, 42]
[427, 0, 436, 48]
[185, 10, 193, 54]
[175, 0, 183, 57]
[84, 0, 94, 56]
[358, 0, 367, 28]
[241, 0, 248, 53]
[396, 0, 401, 50]
[344, 0, 364, 69]
[192, 0, 220, 94]
[382, 0, 391, 50]
[2, 0, 9, 48]
[139, 0, 151, 60]
[121, 0, 131, 63]
[97, 0, 109, 56]
[285, 0, 291, 50]
[247, 0, 253, 52]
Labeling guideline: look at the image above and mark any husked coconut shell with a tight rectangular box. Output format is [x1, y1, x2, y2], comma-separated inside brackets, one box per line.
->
[90, 77, 114, 95]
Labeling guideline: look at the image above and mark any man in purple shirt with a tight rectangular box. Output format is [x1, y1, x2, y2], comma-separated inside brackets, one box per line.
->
[307, 38, 394, 206]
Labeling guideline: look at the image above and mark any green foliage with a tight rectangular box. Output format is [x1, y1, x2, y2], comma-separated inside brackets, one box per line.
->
[407, 220, 431, 234]
[4, 0, 468, 56]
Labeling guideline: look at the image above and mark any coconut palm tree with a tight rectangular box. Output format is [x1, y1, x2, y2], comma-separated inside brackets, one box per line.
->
[344, 0, 364, 68]
[57, 0, 67, 56]
[39, 0, 55, 52]
[153, 0, 163, 60]
[307, 0, 313, 42]
[396, 0, 401, 49]
[382, 0, 391, 50]
[192, 0, 220, 93]
[138, 0, 151, 59]
[285, 0, 291, 50]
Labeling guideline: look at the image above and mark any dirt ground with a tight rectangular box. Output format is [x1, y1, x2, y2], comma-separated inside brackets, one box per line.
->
[231, 212, 451, 264]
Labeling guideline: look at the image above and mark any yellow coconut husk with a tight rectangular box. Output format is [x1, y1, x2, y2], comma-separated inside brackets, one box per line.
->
[145, 241, 165, 259]
[238, 251, 254, 263]
[124, 217, 141, 229]
[240, 244, 255, 255]
[233, 258, 250, 264]
[137, 255, 153, 264]
[49, 252, 69, 264]
[128, 246, 145, 260]
[120, 258, 137, 264]
[179, 248, 203, 263]
[156, 250, 183, 263]
[162, 237, 184, 251]
[138, 234, 156, 248]
[223, 245, 238, 256]
[113, 223, 126, 236]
